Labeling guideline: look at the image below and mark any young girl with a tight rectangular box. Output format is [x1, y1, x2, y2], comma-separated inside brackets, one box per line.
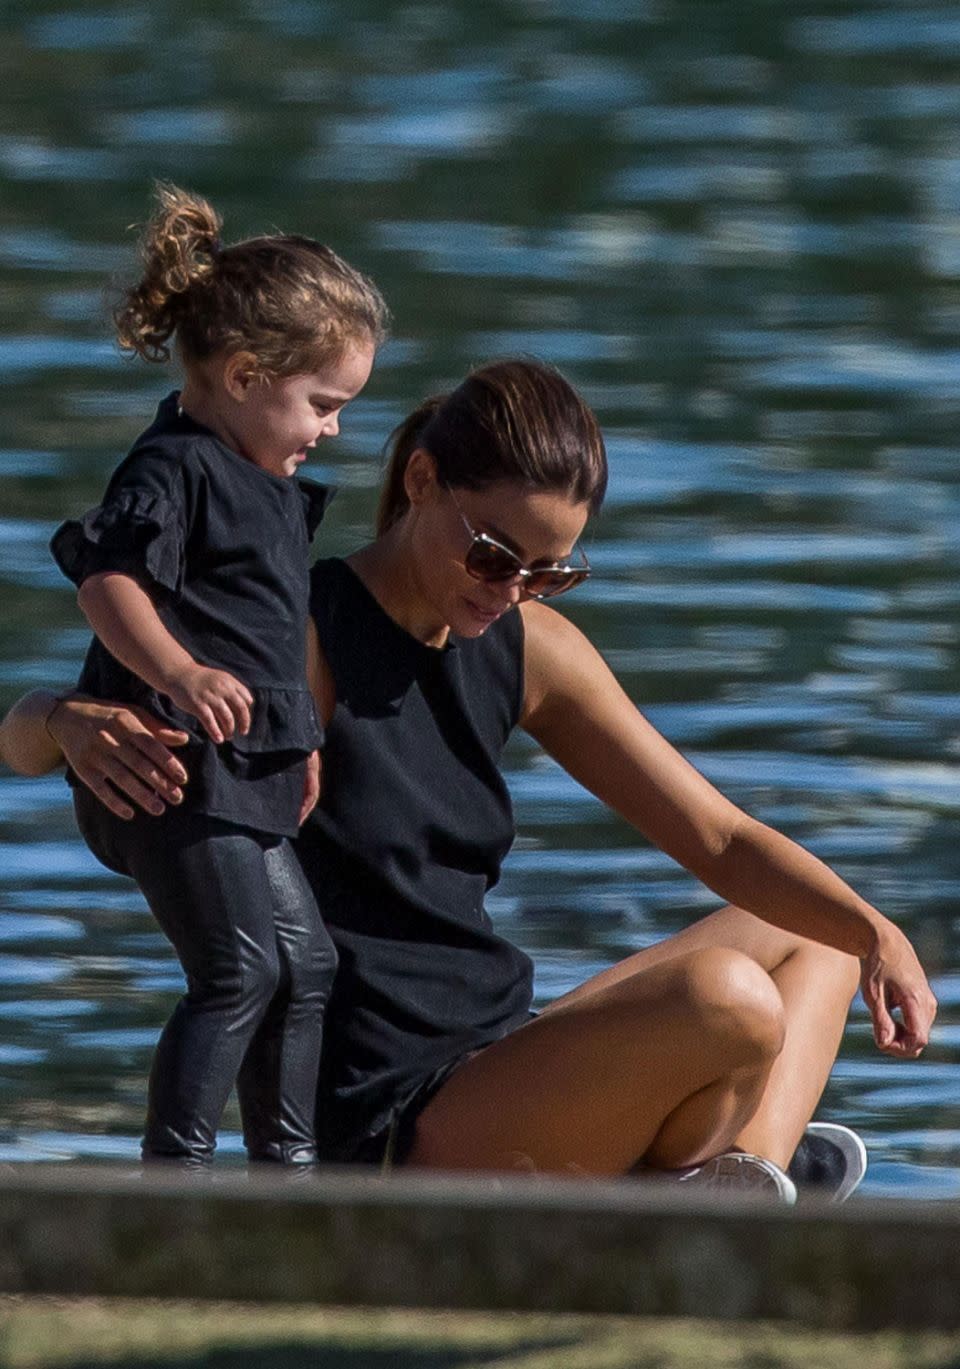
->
[49, 184, 388, 1168]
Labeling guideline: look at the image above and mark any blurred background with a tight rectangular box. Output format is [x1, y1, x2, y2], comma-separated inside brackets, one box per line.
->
[0, 0, 958, 1195]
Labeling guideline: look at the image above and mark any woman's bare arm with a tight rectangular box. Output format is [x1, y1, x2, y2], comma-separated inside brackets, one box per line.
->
[0, 690, 67, 775]
[0, 690, 189, 819]
[306, 618, 335, 726]
[519, 600, 937, 1056]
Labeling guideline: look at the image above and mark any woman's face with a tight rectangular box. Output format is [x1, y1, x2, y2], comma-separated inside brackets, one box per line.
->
[407, 459, 591, 640]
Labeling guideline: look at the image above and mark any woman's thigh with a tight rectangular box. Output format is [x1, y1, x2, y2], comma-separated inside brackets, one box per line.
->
[405, 943, 785, 1175]
[543, 904, 830, 1015]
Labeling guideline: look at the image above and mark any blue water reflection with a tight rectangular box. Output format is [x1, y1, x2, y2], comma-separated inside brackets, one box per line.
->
[0, 0, 957, 1194]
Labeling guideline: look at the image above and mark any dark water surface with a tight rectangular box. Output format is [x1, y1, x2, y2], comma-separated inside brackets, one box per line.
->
[0, 0, 959, 1194]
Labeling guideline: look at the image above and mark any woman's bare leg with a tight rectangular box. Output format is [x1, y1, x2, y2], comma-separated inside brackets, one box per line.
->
[544, 904, 860, 1169]
[407, 945, 786, 1174]
[735, 931, 858, 1167]
[406, 907, 858, 1176]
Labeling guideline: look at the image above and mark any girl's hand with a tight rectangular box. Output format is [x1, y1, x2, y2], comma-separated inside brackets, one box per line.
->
[860, 924, 938, 1058]
[299, 749, 321, 826]
[165, 665, 254, 743]
[47, 698, 190, 821]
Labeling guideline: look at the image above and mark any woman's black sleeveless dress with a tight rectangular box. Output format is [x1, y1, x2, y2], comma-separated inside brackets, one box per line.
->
[298, 558, 535, 1162]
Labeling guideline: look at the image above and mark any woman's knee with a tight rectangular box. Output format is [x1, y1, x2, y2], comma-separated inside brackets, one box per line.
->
[679, 946, 787, 1064]
[802, 941, 860, 1003]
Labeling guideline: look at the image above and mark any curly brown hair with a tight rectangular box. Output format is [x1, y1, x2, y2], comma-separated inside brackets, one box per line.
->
[114, 183, 389, 374]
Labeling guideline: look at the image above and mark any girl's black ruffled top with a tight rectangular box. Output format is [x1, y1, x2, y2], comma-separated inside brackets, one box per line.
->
[50, 392, 333, 838]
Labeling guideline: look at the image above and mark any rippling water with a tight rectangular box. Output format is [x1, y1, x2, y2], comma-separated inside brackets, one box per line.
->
[1, 0, 959, 1195]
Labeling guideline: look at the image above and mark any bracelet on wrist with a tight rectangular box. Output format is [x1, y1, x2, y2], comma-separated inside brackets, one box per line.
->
[42, 694, 67, 744]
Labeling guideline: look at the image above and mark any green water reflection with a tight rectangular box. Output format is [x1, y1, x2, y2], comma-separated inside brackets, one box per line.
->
[0, 0, 958, 1192]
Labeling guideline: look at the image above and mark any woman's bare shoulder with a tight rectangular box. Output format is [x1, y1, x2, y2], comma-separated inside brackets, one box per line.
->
[518, 599, 612, 726]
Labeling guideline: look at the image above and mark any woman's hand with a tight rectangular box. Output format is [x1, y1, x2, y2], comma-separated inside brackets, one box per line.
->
[47, 697, 190, 821]
[299, 749, 321, 826]
[860, 925, 939, 1058]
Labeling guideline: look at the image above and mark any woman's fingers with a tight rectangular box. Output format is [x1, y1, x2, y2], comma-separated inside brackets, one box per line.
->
[889, 985, 937, 1057]
[108, 731, 187, 800]
[868, 988, 896, 1051]
[100, 711, 189, 801]
[860, 956, 891, 1048]
[154, 727, 190, 749]
[862, 956, 937, 1057]
[122, 707, 190, 780]
[106, 750, 182, 809]
[299, 750, 321, 825]
[56, 702, 192, 816]
[75, 768, 136, 821]
[129, 743, 187, 795]
[97, 754, 168, 816]
[73, 748, 163, 820]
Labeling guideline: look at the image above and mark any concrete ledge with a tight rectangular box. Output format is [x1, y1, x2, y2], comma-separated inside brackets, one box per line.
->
[0, 1165, 957, 1329]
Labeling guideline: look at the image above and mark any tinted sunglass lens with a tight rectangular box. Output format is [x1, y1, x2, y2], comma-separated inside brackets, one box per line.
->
[461, 521, 590, 598]
[465, 538, 523, 581]
[525, 569, 588, 598]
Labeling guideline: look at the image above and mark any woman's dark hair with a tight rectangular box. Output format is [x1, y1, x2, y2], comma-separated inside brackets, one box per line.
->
[377, 359, 607, 535]
[114, 182, 390, 374]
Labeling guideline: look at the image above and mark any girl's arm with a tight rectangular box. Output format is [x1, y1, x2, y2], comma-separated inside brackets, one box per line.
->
[0, 690, 190, 820]
[78, 571, 254, 743]
[519, 600, 937, 1058]
[0, 623, 334, 825]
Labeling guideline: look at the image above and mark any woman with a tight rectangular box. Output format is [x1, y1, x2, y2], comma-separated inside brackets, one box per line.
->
[1, 359, 937, 1199]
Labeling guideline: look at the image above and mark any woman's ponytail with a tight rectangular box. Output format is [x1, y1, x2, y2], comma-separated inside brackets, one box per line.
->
[376, 395, 446, 535]
[114, 183, 222, 363]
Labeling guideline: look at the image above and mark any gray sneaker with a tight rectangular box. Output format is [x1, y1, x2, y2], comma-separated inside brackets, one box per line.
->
[675, 1151, 798, 1205]
[788, 1122, 867, 1203]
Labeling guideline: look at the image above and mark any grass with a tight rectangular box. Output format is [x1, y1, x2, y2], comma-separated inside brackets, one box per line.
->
[0, 1298, 958, 1369]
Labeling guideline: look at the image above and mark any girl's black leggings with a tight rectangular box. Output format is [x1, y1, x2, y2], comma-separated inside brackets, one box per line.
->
[74, 789, 337, 1166]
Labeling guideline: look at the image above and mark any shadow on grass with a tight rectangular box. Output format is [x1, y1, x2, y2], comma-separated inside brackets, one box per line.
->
[53, 1335, 582, 1369]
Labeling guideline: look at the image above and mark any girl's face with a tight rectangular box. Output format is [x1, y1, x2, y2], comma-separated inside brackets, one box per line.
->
[406, 458, 591, 642]
[230, 339, 375, 478]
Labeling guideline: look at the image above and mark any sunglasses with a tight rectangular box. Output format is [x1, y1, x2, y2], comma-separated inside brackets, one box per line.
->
[446, 486, 590, 600]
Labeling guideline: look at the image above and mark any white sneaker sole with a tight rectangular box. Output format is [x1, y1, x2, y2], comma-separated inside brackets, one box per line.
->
[677, 1151, 798, 1205]
[804, 1121, 868, 1203]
